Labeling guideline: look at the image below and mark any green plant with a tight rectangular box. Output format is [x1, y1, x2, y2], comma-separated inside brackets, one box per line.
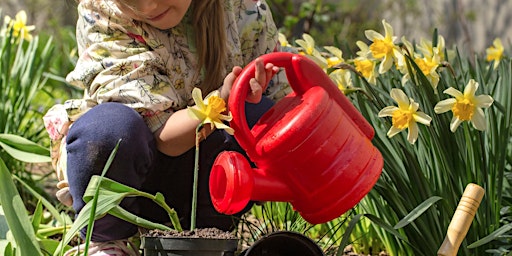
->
[0, 133, 68, 255]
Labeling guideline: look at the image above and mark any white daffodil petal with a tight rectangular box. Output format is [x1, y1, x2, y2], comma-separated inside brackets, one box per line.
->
[464, 79, 478, 97]
[407, 122, 419, 144]
[390, 89, 409, 107]
[471, 108, 487, 131]
[303, 34, 315, 47]
[191, 88, 206, 109]
[413, 112, 432, 126]
[410, 100, 420, 112]
[434, 99, 456, 113]
[474, 95, 494, 108]
[443, 87, 463, 98]
[378, 106, 399, 117]
[382, 20, 394, 40]
[365, 30, 384, 41]
[450, 116, 463, 132]
[387, 126, 402, 138]
[188, 107, 206, 121]
[214, 122, 235, 135]
[379, 56, 394, 74]
[218, 113, 233, 122]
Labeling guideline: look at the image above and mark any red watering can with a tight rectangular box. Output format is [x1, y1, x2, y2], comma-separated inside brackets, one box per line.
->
[209, 52, 383, 224]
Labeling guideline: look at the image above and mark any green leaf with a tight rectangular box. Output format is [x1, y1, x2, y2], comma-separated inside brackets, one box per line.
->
[31, 200, 43, 235]
[12, 175, 64, 225]
[467, 223, 512, 248]
[0, 134, 49, 155]
[394, 196, 443, 229]
[0, 134, 51, 163]
[108, 206, 171, 231]
[0, 159, 42, 255]
[53, 192, 122, 256]
[337, 213, 364, 256]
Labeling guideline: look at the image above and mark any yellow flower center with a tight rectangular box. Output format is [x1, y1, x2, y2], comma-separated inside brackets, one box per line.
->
[451, 98, 474, 121]
[370, 39, 394, 59]
[354, 59, 374, 78]
[391, 109, 413, 129]
[205, 96, 226, 118]
[415, 57, 437, 75]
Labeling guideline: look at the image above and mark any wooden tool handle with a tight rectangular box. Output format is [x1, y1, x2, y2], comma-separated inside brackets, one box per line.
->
[438, 183, 485, 256]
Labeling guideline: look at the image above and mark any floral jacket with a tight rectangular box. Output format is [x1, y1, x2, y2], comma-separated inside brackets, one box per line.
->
[43, 0, 290, 204]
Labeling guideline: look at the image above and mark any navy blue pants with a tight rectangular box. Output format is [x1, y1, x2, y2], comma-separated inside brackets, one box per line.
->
[66, 99, 273, 241]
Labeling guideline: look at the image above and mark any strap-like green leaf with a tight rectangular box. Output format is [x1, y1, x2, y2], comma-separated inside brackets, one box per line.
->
[0, 159, 42, 255]
[0, 134, 50, 156]
[394, 196, 443, 229]
[0, 140, 50, 163]
[467, 223, 512, 248]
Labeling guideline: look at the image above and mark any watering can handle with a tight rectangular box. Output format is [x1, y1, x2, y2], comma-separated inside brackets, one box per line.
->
[437, 183, 484, 256]
[229, 52, 375, 151]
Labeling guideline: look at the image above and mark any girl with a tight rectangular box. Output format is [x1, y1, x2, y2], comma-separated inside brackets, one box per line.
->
[44, 0, 289, 255]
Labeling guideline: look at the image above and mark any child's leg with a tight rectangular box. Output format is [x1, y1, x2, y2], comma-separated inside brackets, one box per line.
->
[66, 102, 157, 241]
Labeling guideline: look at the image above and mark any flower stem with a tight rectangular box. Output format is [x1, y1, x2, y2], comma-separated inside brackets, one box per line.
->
[190, 124, 202, 230]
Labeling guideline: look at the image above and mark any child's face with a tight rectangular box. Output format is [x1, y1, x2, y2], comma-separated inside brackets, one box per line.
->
[115, 0, 192, 30]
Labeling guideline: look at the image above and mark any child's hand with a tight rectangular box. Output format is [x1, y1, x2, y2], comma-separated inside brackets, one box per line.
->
[219, 58, 279, 104]
[247, 58, 279, 103]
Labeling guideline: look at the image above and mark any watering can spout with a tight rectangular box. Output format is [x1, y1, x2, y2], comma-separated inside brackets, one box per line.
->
[210, 151, 293, 215]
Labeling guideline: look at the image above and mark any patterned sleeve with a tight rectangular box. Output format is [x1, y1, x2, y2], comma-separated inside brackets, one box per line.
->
[66, 0, 185, 132]
[236, 0, 291, 101]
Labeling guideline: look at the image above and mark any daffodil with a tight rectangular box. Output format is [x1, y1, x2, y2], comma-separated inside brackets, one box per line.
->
[3, 10, 35, 41]
[329, 68, 352, 93]
[434, 79, 494, 132]
[486, 38, 504, 69]
[324, 46, 344, 68]
[354, 57, 378, 85]
[365, 19, 400, 74]
[414, 53, 441, 91]
[188, 88, 234, 134]
[379, 88, 432, 144]
[278, 32, 291, 48]
[295, 33, 327, 68]
[417, 36, 446, 62]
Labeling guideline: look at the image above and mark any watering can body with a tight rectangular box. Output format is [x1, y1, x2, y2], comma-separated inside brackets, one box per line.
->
[209, 52, 383, 224]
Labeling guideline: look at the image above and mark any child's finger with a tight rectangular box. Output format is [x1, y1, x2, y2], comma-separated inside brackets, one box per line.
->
[247, 78, 263, 103]
[255, 58, 266, 87]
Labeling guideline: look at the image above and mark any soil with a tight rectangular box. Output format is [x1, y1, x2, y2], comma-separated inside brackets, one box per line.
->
[143, 227, 237, 240]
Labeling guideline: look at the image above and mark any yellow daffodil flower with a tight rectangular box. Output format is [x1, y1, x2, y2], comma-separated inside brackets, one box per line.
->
[354, 57, 378, 85]
[278, 32, 291, 48]
[3, 10, 35, 41]
[329, 68, 352, 93]
[295, 33, 327, 68]
[353, 40, 378, 84]
[486, 38, 504, 69]
[324, 46, 344, 68]
[365, 19, 400, 74]
[188, 88, 234, 135]
[379, 89, 432, 144]
[414, 53, 441, 91]
[434, 79, 494, 132]
[417, 36, 446, 62]
[355, 40, 373, 59]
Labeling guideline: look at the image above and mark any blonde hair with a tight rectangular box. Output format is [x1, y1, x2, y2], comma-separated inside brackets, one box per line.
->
[191, 0, 227, 94]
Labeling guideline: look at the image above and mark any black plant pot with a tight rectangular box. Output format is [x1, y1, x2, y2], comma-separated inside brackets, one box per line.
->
[240, 231, 324, 256]
[142, 236, 239, 256]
